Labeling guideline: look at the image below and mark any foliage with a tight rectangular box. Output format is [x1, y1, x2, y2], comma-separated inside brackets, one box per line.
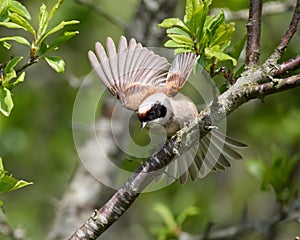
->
[158, 0, 237, 67]
[0, 157, 32, 206]
[0, 0, 79, 116]
[151, 203, 200, 240]
[246, 147, 299, 204]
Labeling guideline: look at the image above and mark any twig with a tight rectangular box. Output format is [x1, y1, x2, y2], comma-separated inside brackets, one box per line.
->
[247, 74, 300, 98]
[265, 0, 300, 66]
[16, 56, 39, 74]
[274, 55, 300, 76]
[245, 0, 263, 68]
[276, 0, 300, 54]
[179, 206, 300, 240]
[75, 0, 127, 31]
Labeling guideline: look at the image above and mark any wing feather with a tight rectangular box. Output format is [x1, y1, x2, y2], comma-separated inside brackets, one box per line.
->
[165, 52, 197, 94]
[89, 36, 170, 110]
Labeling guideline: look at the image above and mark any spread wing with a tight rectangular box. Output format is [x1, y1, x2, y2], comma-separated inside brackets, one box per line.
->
[88, 36, 197, 110]
[88, 36, 170, 110]
[165, 52, 197, 95]
[160, 129, 247, 185]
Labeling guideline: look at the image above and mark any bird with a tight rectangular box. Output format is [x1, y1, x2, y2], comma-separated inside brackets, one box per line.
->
[88, 35, 246, 185]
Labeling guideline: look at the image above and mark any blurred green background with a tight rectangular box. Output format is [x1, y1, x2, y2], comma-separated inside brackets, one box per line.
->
[0, 0, 299, 239]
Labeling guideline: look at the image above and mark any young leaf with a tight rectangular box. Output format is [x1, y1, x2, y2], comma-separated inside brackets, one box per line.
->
[158, 18, 189, 32]
[44, 56, 65, 73]
[176, 206, 200, 226]
[2, 56, 23, 85]
[13, 72, 25, 86]
[210, 23, 235, 50]
[38, 20, 79, 45]
[154, 203, 177, 231]
[4, 56, 23, 75]
[167, 27, 192, 38]
[0, 41, 11, 49]
[174, 48, 193, 54]
[8, 12, 36, 35]
[205, 45, 237, 66]
[165, 39, 193, 49]
[48, 0, 63, 23]
[0, 158, 32, 195]
[37, 4, 49, 39]
[0, 86, 14, 116]
[9, 0, 31, 20]
[41, 31, 79, 55]
[168, 34, 194, 45]
[0, 36, 30, 47]
[0, 21, 27, 30]
[205, 10, 225, 40]
[188, 4, 204, 36]
[0, 0, 9, 19]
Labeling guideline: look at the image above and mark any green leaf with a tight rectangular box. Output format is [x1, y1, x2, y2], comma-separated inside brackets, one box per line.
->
[154, 203, 177, 231]
[40, 31, 79, 55]
[8, 12, 36, 35]
[48, 0, 63, 23]
[205, 10, 225, 40]
[0, 41, 11, 49]
[0, 36, 30, 47]
[165, 40, 193, 49]
[158, 18, 189, 32]
[0, 0, 9, 19]
[189, 4, 205, 37]
[9, 1, 31, 20]
[38, 20, 79, 45]
[0, 158, 32, 195]
[2, 56, 23, 85]
[174, 48, 193, 54]
[167, 27, 192, 38]
[168, 34, 194, 45]
[205, 45, 237, 66]
[37, 4, 49, 39]
[176, 206, 200, 226]
[11, 72, 25, 88]
[0, 87, 14, 116]
[185, 0, 194, 22]
[210, 23, 235, 50]
[0, 21, 27, 30]
[44, 56, 65, 73]
[4, 56, 23, 75]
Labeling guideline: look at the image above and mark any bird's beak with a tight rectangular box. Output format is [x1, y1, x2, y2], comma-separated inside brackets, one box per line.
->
[141, 122, 147, 130]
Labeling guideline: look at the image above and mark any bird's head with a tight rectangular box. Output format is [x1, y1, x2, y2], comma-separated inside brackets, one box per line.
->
[137, 93, 173, 130]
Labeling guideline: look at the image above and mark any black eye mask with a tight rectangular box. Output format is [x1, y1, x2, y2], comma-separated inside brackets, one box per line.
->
[138, 103, 167, 122]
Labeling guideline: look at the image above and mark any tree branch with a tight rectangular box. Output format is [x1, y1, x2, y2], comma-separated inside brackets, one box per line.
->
[274, 55, 300, 76]
[265, 0, 300, 67]
[179, 205, 300, 240]
[68, 70, 300, 240]
[245, 0, 262, 68]
[15, 56, 39, 74]
[69, 0, 300, 239]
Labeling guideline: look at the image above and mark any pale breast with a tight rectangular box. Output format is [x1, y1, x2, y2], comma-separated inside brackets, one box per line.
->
[164, 94, 198, 136]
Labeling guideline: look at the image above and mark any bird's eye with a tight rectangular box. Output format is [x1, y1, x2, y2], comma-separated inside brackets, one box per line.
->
[148, 104, 167, 120]
[138, 103, 167, 122]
